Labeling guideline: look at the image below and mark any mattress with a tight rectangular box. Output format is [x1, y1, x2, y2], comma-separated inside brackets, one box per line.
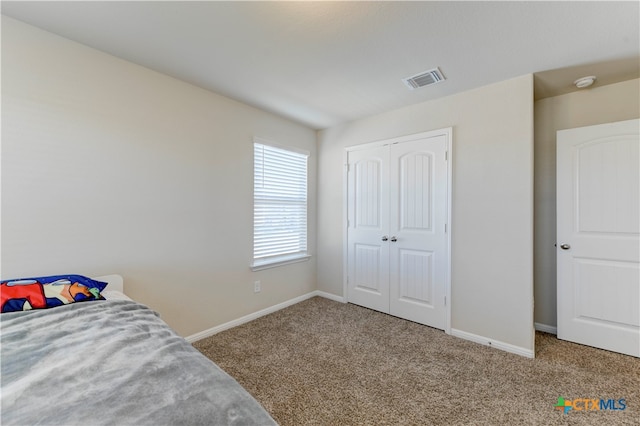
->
[0, 299, 276, 425]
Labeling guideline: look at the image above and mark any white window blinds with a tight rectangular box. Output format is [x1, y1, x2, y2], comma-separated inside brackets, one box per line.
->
[252, 141, 309, 270]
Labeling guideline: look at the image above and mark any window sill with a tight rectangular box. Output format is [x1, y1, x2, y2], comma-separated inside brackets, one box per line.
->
[250, 254, 311, 271]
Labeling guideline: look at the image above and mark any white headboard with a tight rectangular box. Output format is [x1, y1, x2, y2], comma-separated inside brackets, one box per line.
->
[94, 274, 124, 293]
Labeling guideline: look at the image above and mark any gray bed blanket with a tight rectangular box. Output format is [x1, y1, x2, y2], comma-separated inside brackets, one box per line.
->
[1, 300, 277, 426]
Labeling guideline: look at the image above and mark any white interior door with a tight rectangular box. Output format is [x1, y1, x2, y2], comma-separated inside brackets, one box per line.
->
[389, 137, 448, 329]
[557, 119, 640, 357]
[346, 130, 450, 330]
[347, 145, 390, 313]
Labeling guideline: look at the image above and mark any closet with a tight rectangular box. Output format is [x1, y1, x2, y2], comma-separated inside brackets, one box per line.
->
[345, 129, 451, 330]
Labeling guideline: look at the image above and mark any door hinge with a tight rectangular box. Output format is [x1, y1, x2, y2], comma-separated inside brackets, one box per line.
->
[444, 296, 447, 306]
[445, 151, 448, 161]
[444, 223, 447, 233]
[345, 163, 350, 172]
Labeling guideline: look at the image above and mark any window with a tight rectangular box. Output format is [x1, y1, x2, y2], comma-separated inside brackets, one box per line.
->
[252, 140, 309, 270]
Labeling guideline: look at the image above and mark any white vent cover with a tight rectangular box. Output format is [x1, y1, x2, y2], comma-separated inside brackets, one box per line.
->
[402, 67, 446, 90]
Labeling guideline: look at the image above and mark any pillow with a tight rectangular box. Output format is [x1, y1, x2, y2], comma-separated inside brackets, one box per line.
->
[0, 274, 107, 313]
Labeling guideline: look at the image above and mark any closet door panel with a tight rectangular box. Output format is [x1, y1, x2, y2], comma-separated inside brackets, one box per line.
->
[347, 146, 390, 313]
[389, 135, 447, 329]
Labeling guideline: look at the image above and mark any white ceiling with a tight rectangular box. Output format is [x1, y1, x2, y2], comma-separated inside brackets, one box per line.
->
[2, 1, 639, 130]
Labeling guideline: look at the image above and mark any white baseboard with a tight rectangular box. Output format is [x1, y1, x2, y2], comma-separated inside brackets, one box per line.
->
[451, 328, 535, 359]
[185, 290, 343, 343]
[187, 295, 535, 359]
[534, 322, 557, 335]
[316, 290, 346, 303]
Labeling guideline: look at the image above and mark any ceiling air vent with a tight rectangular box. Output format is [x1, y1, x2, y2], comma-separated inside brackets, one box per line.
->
[402, 67, 446, 90]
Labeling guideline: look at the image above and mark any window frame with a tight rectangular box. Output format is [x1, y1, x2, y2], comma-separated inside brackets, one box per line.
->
[251, 138, 310, 271]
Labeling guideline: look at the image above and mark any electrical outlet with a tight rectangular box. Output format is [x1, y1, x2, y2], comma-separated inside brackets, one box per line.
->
[254, 280, 261, 293]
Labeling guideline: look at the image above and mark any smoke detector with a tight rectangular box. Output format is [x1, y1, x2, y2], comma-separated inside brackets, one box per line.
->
[402, 68, 446, 90]
[574, 76, 596, 88]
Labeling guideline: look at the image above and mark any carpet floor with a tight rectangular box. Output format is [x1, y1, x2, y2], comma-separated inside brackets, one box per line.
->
[193, 297, 640, 425]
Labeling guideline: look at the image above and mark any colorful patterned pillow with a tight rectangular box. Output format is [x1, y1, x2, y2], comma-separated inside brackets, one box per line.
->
[0, 275, 107, 313]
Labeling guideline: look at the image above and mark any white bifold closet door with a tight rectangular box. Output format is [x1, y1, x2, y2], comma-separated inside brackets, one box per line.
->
[346, 130, 450, 330]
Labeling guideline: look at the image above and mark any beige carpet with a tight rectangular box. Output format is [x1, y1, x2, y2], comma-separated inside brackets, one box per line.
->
[193, 297, 640, 425]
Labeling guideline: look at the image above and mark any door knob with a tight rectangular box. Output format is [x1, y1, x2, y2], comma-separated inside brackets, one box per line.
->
[560, 243, 571, 250]
[381, 236, 388, 241]
[390, 236, 397, 242]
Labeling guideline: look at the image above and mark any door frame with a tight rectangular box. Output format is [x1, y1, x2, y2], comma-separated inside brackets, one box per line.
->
[342, 127, 453, 334]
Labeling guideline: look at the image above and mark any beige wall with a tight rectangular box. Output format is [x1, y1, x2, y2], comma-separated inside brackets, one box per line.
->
[533, 78, 640, 329]
[1, 17, 317, 337]
[317, 75, 535, 352]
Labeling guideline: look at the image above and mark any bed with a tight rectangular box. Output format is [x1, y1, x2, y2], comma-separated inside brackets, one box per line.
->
[0, 274, 276, 426]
